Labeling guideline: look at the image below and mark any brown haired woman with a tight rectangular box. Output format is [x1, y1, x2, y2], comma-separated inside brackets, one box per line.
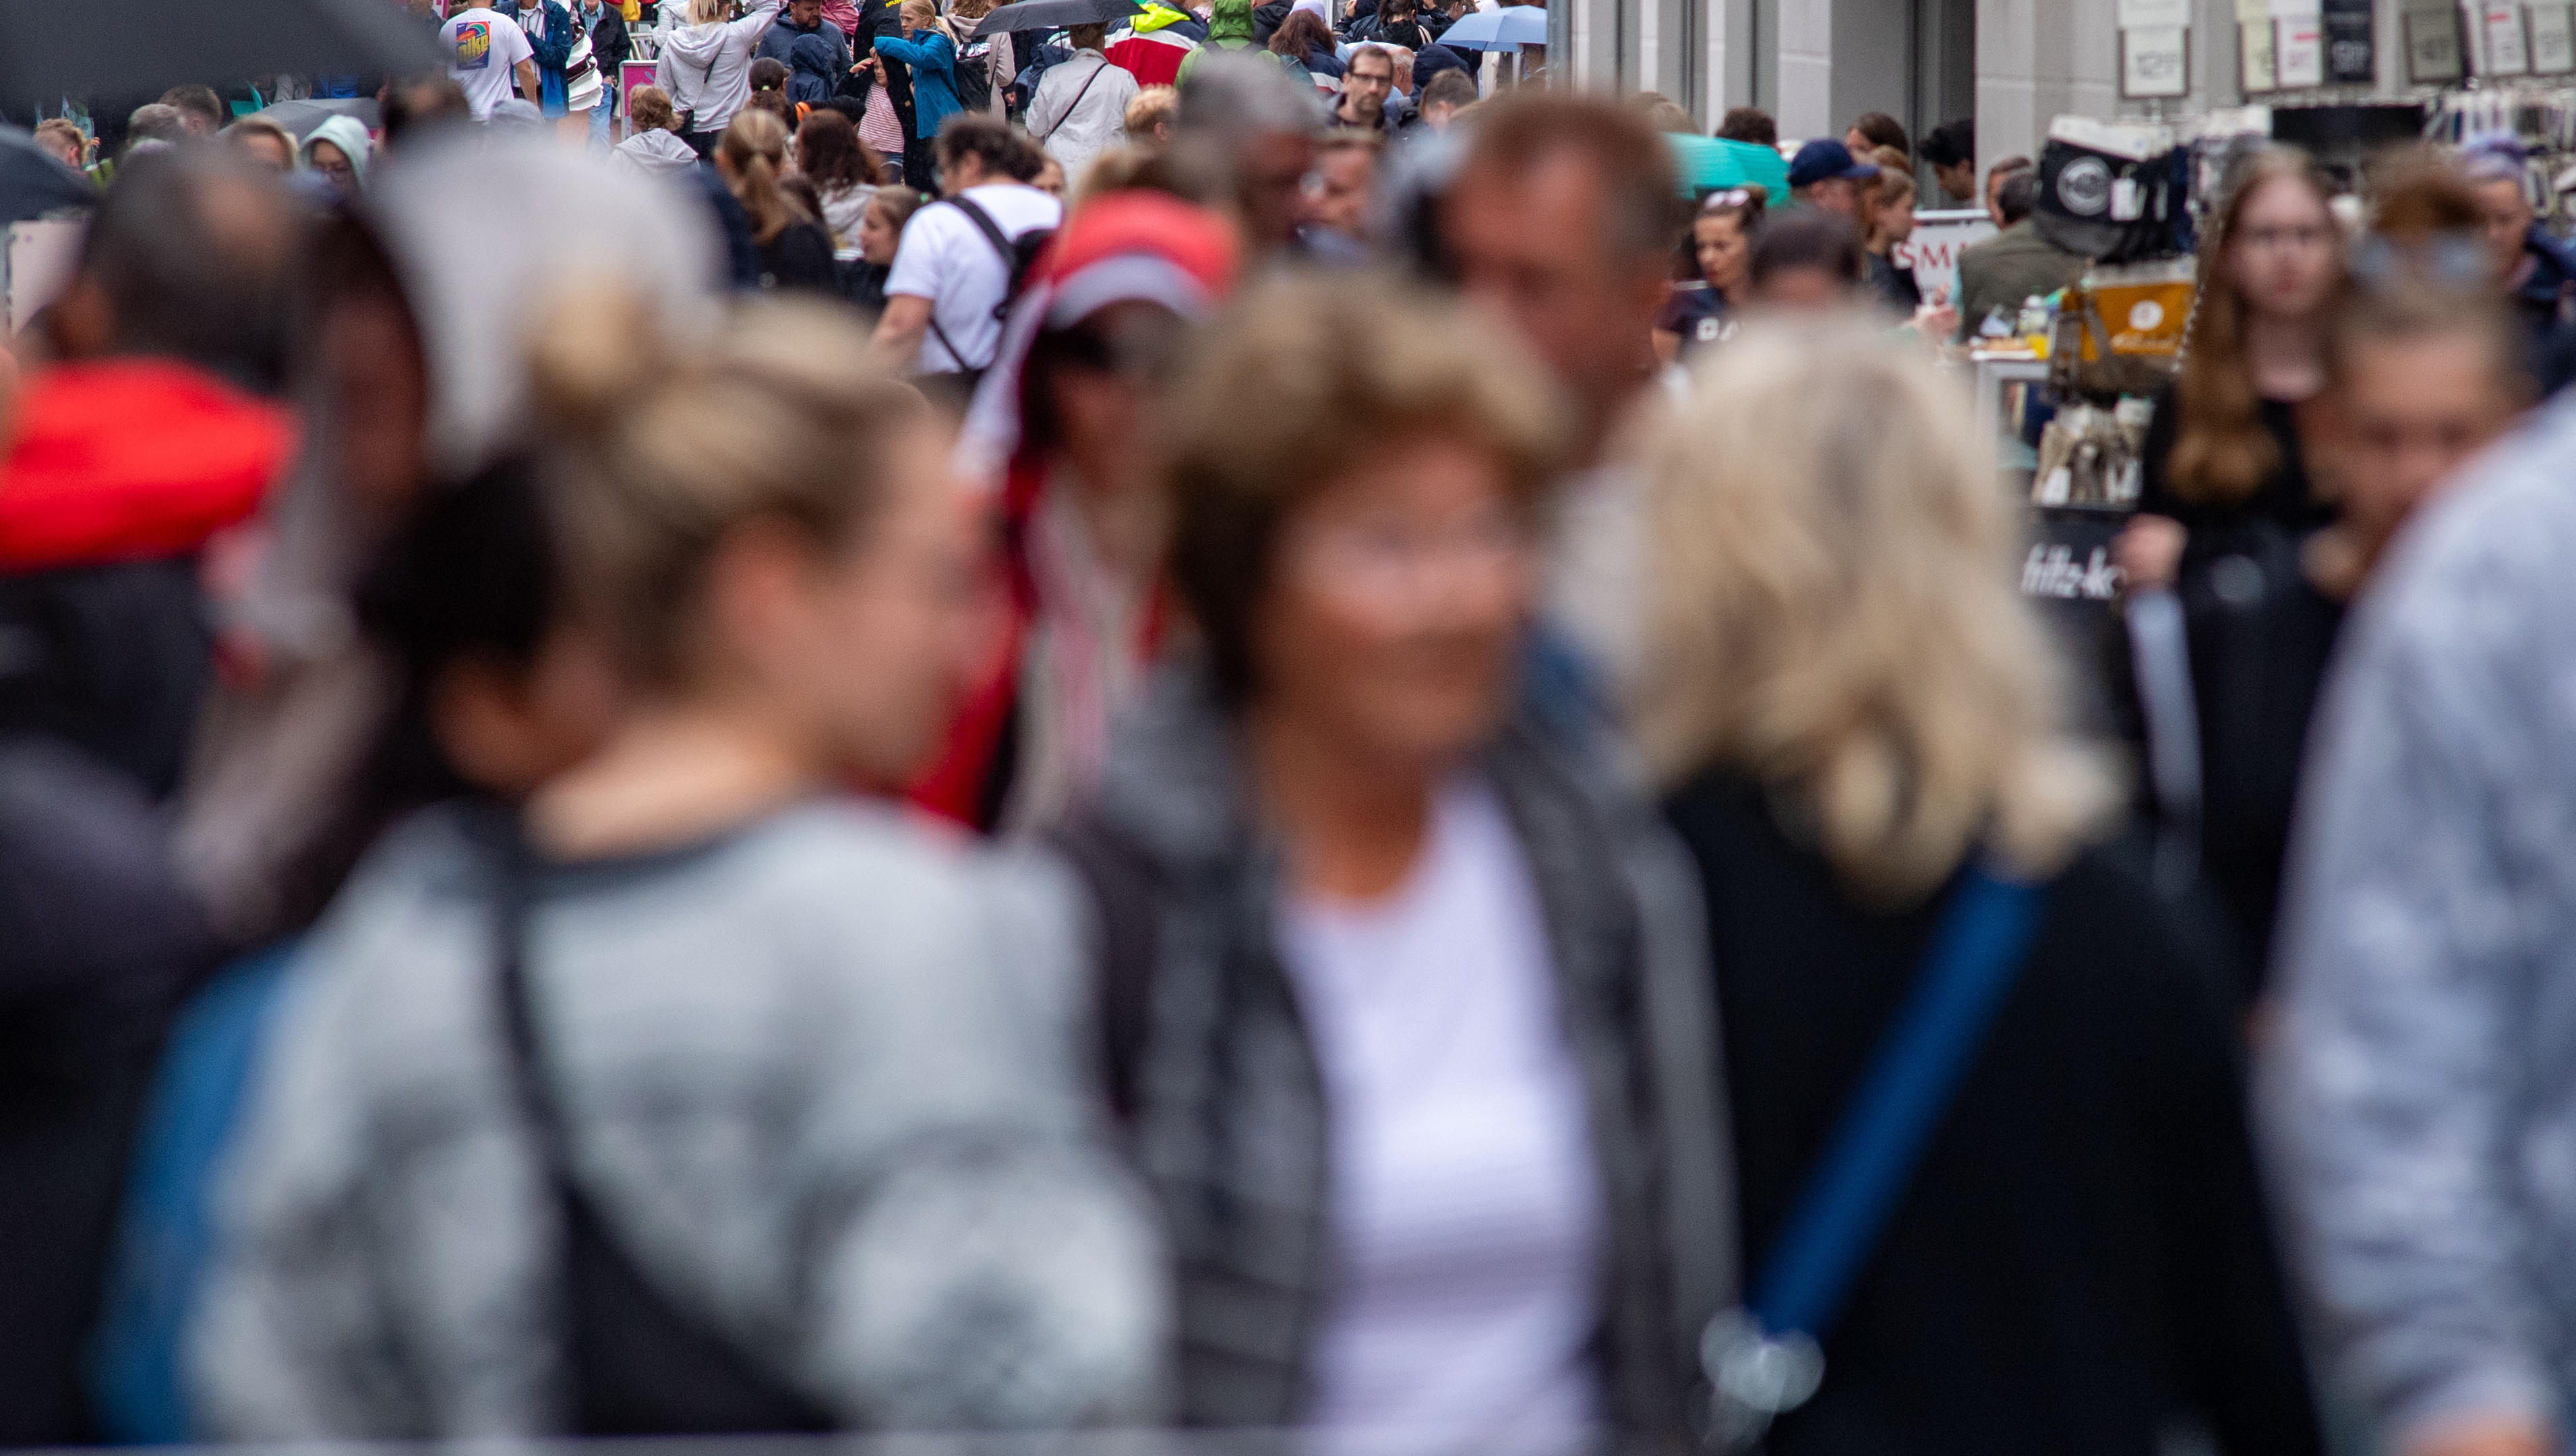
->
[2114, 146, 2345, 985]
[719, 109, 839, 293]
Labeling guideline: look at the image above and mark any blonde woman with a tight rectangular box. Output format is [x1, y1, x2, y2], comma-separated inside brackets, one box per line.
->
[1638, 316, 2325, 1456]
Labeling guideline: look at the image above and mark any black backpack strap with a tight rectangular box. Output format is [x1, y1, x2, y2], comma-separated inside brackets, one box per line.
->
[1040, 813, 1162, 1126]
[479, 814, 835, 1436]
[919, 194, 1021, 371]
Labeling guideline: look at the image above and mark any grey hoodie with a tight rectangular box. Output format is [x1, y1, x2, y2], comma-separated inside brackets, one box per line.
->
[658, 0, 783, 136]
[191, 800, 1169, 1436]
[2263, 394, 2576, 1447]
[613, 126, 703, 178]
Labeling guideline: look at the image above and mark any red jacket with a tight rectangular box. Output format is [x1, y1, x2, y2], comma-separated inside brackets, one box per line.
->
[0, 361, 294, 572]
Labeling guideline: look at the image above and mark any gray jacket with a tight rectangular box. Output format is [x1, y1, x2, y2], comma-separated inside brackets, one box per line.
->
[2261, 396, 2576, 1445]
[191, 800, 1166, 1437]
[1049, 665, 1735, 1442]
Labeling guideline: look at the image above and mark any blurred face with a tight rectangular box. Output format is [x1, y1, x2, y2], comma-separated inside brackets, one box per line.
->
[1253, 434, 1533, 772]
[1344, 52, 1394, 116]
[750, 425, 988, 787]
[1044, 301, 1185, 491]
[2474, 175, 2534, 282]
[1236, 129, 1315, 249]
[1306, 144, 1375, 239]
[859, 200, 902, 264]
[1845, 127, 1871, 156]
[1445, 152, 1666, 445]
[1878, 192, 1915, 243]
[309, 140, 358, 195]
[2226, 176, 2339, 324]
[1694, 212, 1749, 297]
[789, 0, 821, 23]
[324, 287, 429, 519]
[2332, 332, 2520, 563]
[433, 625, 623, 797]
[1035, 156, 1067, 198]
[1801, 175, 1859, 218]
[1934, 157, 1974, 203]
[1757, 264, 1843, 311]
[235, 130, 294, 173]
[35, 129, 80, 167]
[1985, 166, 2016, 227]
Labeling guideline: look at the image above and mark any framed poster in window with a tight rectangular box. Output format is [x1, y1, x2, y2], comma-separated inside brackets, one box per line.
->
[2122, 26, 2192, 96]
[2277, 16, 2327, 82]
[2325, 0, 2378, 79]
[2243, 19, 2281, 87]
[2480, 1, 2532, 72]
[2406, 3, 2467, 79]
[2533, 2, 2576, 69]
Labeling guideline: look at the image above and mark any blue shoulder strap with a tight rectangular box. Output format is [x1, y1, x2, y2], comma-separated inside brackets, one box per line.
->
[1749, 863, 2047, 1342]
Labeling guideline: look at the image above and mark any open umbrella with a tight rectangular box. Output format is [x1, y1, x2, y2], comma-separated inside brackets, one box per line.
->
[0, 127, 95, 226]
[252, 96, 384, 140]
[0, 0, 445, 111]
[1432, 5, 1545, 51]
[972, 0, 1141, 36]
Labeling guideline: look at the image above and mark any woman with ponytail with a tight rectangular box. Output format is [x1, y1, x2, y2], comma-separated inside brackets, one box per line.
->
[193, 290, 1165, 1439]
[719, 109, 839, 293]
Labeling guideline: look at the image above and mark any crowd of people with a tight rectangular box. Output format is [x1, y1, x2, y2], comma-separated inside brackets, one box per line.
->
[13, 15, 2576, 1456]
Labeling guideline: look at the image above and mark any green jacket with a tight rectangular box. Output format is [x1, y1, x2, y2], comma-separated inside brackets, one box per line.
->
[1954, 220, 2089, 341]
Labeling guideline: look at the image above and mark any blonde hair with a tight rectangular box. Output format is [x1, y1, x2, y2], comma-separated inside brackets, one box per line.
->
[718, 109, 806, 245]
[1636, 315, 2114, 902]
[688, 0, 729, 24]
[529, 287, 928, 688]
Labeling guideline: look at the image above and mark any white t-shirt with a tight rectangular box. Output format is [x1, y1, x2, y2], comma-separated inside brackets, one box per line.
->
[1276, 777, 1604, 1449]
[442, 6, 536, 119]
[884, 183, 1062, 373]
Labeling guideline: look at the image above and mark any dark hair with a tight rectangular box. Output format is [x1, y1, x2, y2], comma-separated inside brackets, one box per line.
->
[1421, 69, 1477, 110]
[61, 148, 297, 394]
[1995, 169, 2037, 225]
[1848, 111, 1907, 156]
[938, 111, 1034, 180]
[1269, 8, 1332, 59]
[383, 73, 473, 148]
[1919, 117, 1973, 169]
[158, 84, 225, 131]
[749, 55, 791, 90]
[1456, 92, 1682, 264]
[796, 108, 878, 189]
[1714, 106, 1776, 146]
[1067, 20, 1109, 48]
[1749, 208, 1865, 290]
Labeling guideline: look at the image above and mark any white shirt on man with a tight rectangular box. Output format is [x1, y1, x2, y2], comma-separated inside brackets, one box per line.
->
[884, 182, 1062, 373]
[441, 5, 536, 119]
[1276, 776, 1604, 1447]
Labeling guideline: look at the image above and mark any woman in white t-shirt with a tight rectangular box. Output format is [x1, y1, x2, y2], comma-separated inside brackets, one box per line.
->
[1050, 272, 1731, 1449]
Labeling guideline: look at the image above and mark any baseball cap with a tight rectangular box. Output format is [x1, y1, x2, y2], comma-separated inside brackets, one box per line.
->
[1787, 138, 1880, 191]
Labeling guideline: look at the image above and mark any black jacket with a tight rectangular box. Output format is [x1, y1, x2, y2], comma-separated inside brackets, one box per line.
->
[1251, 0, 1292, 43]
[1663, 771, 2323, 1456]
[583, 0, 631, 68]
[0, 739, 212, 1442]
[758, 220, 840, 294]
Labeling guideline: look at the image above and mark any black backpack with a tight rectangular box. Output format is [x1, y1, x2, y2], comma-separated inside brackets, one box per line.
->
[953, 35, 996, 115]
[919, 193, 1056, 387]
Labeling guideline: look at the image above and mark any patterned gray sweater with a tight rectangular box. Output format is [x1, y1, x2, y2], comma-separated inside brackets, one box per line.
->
[2262, 398, 2576, 1447]
[191, 800, 1166, 1438]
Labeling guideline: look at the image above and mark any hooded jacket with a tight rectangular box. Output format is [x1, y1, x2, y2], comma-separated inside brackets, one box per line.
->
[1027, 46, 1139, 186]
[1175, 0, 1259, 78]
[298, 115, 373, 189]
[1046, 663, 1736, 1438]
[914, 195, 1238, 831]
[0, 362, 292, 574]
[611, 125, 701, 177]
[755, 11, 852, 84]
[656, 0, 783, 135]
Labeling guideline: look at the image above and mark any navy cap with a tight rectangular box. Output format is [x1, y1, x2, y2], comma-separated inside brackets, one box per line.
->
[1787, 138, 1881, 191]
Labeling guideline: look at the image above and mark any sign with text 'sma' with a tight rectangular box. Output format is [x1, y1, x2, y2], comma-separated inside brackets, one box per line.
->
[1890, 210, 1997, 308]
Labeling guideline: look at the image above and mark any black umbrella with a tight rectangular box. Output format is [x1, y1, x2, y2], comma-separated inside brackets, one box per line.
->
[253, 96, 384, 140]
[0, 126, 95, 226]
[0, 0, 446, 109]
[972, 0, 1141, 36]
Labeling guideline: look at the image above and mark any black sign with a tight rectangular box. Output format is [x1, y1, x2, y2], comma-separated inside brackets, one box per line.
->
[2325, 0, 2376, 82]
